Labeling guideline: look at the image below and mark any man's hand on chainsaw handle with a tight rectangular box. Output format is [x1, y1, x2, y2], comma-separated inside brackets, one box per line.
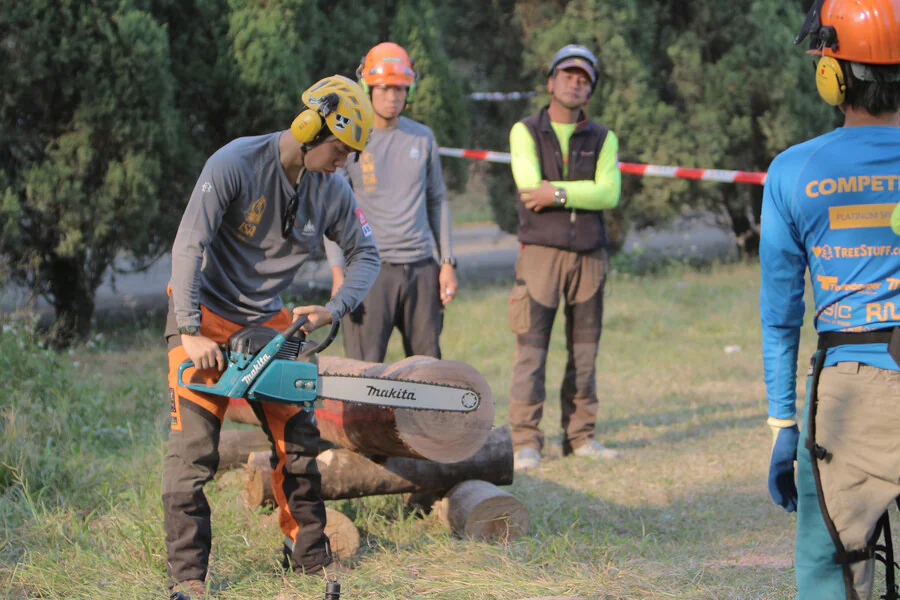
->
[182, 334, 226, 372]
[292, 305, 332, 334]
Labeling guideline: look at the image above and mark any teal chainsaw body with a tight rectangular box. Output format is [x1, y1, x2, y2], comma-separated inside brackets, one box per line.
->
[176, 317, 481, 414]
[177, 316, 325, 411]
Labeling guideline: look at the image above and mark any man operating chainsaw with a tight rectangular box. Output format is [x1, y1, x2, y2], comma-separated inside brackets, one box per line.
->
[163, 75, 378, 599]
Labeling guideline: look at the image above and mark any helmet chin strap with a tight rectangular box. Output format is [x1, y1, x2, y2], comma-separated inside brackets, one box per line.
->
[300, 133, 337, 154]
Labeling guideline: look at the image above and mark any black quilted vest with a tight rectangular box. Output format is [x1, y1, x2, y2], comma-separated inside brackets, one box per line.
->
[516, 106, 609, 251]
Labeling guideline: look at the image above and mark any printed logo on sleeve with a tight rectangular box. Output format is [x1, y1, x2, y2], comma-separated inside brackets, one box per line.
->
[355, 208, 372, 237]
[201, 182, 213, 193]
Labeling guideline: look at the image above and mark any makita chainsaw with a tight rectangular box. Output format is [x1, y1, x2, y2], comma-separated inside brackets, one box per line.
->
[177, 317, 480, 413]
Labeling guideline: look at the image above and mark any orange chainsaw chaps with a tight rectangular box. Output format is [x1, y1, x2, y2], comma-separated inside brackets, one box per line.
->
[167, 306, 292, 430]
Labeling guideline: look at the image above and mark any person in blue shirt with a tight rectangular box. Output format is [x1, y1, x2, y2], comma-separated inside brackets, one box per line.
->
[760, 1, 900, 598]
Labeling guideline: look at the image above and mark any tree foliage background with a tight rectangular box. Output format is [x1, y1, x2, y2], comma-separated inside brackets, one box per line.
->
[1, 0, 838, 341]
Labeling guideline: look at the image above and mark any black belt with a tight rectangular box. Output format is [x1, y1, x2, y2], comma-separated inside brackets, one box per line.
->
[817, 326, 900, 366]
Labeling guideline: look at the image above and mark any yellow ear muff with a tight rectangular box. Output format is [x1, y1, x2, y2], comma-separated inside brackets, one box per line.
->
[816, 56, 846, 106]
[291, 109, 324, 144]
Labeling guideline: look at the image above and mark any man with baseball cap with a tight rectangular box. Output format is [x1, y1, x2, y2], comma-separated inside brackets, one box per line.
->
[506, 44, 622, 471]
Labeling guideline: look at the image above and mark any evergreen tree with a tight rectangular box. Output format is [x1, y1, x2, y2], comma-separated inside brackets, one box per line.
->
[0, 0, 187, 344]
[392, 0, 471, 191]
[442, 0, 530, 233]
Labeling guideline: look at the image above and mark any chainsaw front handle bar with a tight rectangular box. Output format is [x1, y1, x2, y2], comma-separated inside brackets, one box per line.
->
[298, 319, 340, 357]
[282, 314, 340, 357]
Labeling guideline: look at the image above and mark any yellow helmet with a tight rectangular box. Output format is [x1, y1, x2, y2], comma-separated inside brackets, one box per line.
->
[292, 75, 374, 151]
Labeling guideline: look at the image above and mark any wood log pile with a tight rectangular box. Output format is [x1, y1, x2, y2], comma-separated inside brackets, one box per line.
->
[217, 355, 530, 556]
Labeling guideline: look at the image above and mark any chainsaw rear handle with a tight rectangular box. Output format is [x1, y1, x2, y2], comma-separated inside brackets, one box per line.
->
[175, 315, 339, 387]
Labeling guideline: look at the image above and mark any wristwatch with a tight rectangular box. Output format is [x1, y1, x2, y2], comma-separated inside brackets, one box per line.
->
[554, 187, 568, 205]
[178, 325, 201, 336]
[441, 257, 458, 268]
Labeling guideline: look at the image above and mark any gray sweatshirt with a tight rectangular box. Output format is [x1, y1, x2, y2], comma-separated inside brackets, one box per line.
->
[170, 132, 380, 328]
[324, 116, 452, 267]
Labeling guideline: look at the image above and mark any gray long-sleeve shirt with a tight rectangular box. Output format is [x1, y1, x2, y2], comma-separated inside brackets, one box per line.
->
[324, 116, 452, 267]
[170, 132, 380, 328]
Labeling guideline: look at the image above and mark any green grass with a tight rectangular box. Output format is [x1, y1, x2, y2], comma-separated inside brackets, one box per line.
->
[1, 262, 896, 599]
[449, 171, 494, 225]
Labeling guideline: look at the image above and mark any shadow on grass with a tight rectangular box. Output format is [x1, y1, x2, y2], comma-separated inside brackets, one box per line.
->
[507, 469, 795, 598]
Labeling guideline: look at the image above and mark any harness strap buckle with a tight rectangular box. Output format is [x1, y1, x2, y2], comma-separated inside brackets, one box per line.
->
[834, 546, 877, 565]
[804, 437, 831, 461]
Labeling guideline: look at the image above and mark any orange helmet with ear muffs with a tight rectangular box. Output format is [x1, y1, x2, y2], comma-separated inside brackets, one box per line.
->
[356, 42, 418, 103]
[796, 0, 900, 105]
[291, 75, 374, 151]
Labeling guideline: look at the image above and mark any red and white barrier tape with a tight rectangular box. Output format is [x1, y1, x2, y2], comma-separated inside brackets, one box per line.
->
[438, 147, 513, 164]
[437, 147, 767, 185]
[466, 91, 537, 101]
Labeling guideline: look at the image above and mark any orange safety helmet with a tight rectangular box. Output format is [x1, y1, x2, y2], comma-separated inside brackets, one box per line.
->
[356, 42, 418, 99]
[797, 0, 900, 64]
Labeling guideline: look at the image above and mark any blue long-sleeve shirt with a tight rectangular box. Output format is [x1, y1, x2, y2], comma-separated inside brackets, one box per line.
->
[760, 125, 900, 420]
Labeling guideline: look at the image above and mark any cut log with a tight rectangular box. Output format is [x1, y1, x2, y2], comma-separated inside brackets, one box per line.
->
[245, 451, 275, 509]
[323, 507, 360, 560]
[434, 480, 529, 542]
[260, 507, 359, 560]
[245, 426, 513, 507]
[218, 429, 271, 471]
[225, 355, 495, 463]
[316, 355, 494, 463]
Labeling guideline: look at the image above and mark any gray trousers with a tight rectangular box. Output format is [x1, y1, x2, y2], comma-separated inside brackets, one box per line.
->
[342, 259, 443, 362]
[507, 244, 608, 453]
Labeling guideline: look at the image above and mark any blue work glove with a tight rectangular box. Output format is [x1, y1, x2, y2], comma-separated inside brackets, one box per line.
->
[767, 417, 800, 512]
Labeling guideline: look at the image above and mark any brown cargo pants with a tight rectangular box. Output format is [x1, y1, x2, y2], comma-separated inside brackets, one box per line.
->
[796, 360, 900, 600]
[507, 244, 608, 454]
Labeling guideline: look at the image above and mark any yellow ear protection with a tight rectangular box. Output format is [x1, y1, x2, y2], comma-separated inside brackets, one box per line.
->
[406, 57, 418, 104]
[291, 92, 340, 145]
[795, 0, 846, 106]
[356, 60, 369, 93]
[816, 55, 847, 106]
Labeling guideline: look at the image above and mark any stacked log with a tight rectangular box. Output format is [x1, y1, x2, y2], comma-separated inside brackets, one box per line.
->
[226, 355, 495, 463]
[244, 426, 514, 505]
[218, 353, 526, 546]
[218, 429, 271, 470]
[260, 507, 359, 560]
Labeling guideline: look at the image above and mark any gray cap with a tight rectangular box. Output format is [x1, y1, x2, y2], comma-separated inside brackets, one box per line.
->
[554, 56, 596, 84]
[548, 44, 599, 88]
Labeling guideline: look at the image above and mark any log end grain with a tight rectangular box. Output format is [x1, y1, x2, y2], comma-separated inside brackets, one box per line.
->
[437, 480, 528, 543]
[323, 507, 360, 560]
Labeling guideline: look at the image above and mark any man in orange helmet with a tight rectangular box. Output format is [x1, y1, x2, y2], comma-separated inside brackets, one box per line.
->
[326, 42, 457, 362]
[760, 1, 900, 598]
